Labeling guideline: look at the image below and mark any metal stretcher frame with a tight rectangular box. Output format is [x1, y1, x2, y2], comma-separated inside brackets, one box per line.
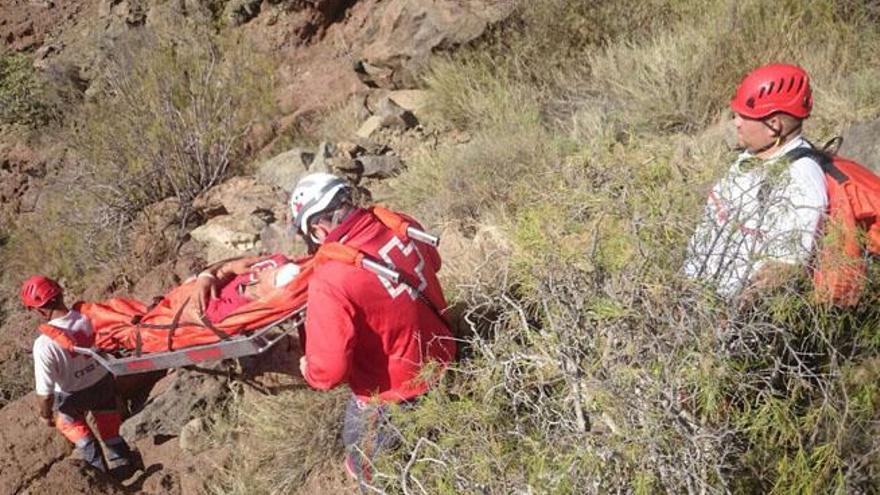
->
[73, 306, 307, 376]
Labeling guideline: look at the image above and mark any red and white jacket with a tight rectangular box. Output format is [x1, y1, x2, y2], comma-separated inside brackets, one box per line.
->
[302, 208, 456, 402]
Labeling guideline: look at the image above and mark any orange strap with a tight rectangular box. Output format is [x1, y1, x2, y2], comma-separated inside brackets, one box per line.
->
[371, 206, 411, 239]
[313, 206, 413, 268]
[38, 324, 77, 352]
[315, 242, 364, 268]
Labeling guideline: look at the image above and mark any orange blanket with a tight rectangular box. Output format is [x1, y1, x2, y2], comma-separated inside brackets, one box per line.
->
[76, 259, 314, 354]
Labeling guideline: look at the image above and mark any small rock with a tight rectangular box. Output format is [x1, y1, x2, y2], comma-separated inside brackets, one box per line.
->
[32, 43, 59, 70]
[377, 96, 418, 129]
[255, 148, 315, 192]
[309, 141, 336, 173]
[356, 154, 404, 179]
[331, 156, 360, 173]
[354, 139, 391, 156]
[354, 96, 419, 138]
[353, 60, 395, 89]
[337, 141, 364, 159]
[356, 116, 385, 139]
[179, 417, 209, 454]
[363, 89, 392, 114]
[387, 90, 429, 114]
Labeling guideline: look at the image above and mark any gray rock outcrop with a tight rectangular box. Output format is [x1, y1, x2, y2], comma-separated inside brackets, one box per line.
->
[840, 119, 880, 173]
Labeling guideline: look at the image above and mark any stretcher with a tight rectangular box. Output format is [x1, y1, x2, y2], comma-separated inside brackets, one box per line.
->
[72, 307, 306, 376]
[62, 207, 440, 376]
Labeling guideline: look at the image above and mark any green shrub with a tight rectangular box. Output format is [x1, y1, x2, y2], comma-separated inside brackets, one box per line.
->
[587, 0, 880, 134]
[71, 25, 273, 229]
[0, 53, 55, 127]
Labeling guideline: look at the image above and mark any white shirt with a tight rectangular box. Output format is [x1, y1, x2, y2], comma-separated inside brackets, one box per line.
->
[684, 136, 828, 298]
[33, 310, 107, 396]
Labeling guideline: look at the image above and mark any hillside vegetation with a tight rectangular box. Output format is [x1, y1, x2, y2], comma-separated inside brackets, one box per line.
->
[213, 1, 880, 493]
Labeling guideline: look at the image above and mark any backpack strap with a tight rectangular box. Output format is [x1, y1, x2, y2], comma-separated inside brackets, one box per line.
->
[371, 206, 411, 239]
[370, 206, 440, 246]
[786, 147, 848, 184]
[315, 242, 364, 268]
[38, 324, 77, 352]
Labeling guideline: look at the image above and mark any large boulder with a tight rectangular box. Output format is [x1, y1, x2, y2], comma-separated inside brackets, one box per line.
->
[193, 176, 286, 220]
[346, 0, 516, 86]
[189, 177, 289, 262]
[117, 368, 234, 494]
[309, 141, 338, 174]
[840, 118, 880, 173]
[121, 368, 228, 442]
[128, 253, 205, 302]
[255, 147, 315, 192]
[189, 214, 267, 263]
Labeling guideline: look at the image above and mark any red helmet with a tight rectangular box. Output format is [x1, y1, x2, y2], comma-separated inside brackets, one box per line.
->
[730, 63, 812, 119]
[20, 275, 62, 309]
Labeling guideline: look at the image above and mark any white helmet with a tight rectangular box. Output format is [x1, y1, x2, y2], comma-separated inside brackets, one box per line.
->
[289, 172, 350, 243]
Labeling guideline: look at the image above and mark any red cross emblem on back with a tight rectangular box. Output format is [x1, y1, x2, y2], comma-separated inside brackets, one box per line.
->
[377, 237, 428, 300]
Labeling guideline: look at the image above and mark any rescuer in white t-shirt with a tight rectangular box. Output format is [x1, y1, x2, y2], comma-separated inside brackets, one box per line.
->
[21, 275, 136, 473]
[685, 63, 827, 300]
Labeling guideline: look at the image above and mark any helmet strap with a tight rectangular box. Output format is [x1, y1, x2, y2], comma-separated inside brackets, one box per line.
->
[330, 204, 352, 226]
[754, 118, 802, 155]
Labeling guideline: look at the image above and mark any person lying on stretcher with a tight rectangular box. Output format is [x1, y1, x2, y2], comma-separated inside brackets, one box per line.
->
[186, 253, 302, 323]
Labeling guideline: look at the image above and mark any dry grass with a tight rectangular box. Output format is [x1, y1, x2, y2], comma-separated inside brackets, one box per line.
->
[207, 386, 350, 495]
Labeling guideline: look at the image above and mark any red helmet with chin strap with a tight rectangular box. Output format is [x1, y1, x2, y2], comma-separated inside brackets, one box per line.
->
[20, 275, 62, 309]
[730, 63, 812, 119]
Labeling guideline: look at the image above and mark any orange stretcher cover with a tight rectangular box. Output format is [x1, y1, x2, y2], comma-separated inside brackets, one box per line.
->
[73, 258, 315, 355]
